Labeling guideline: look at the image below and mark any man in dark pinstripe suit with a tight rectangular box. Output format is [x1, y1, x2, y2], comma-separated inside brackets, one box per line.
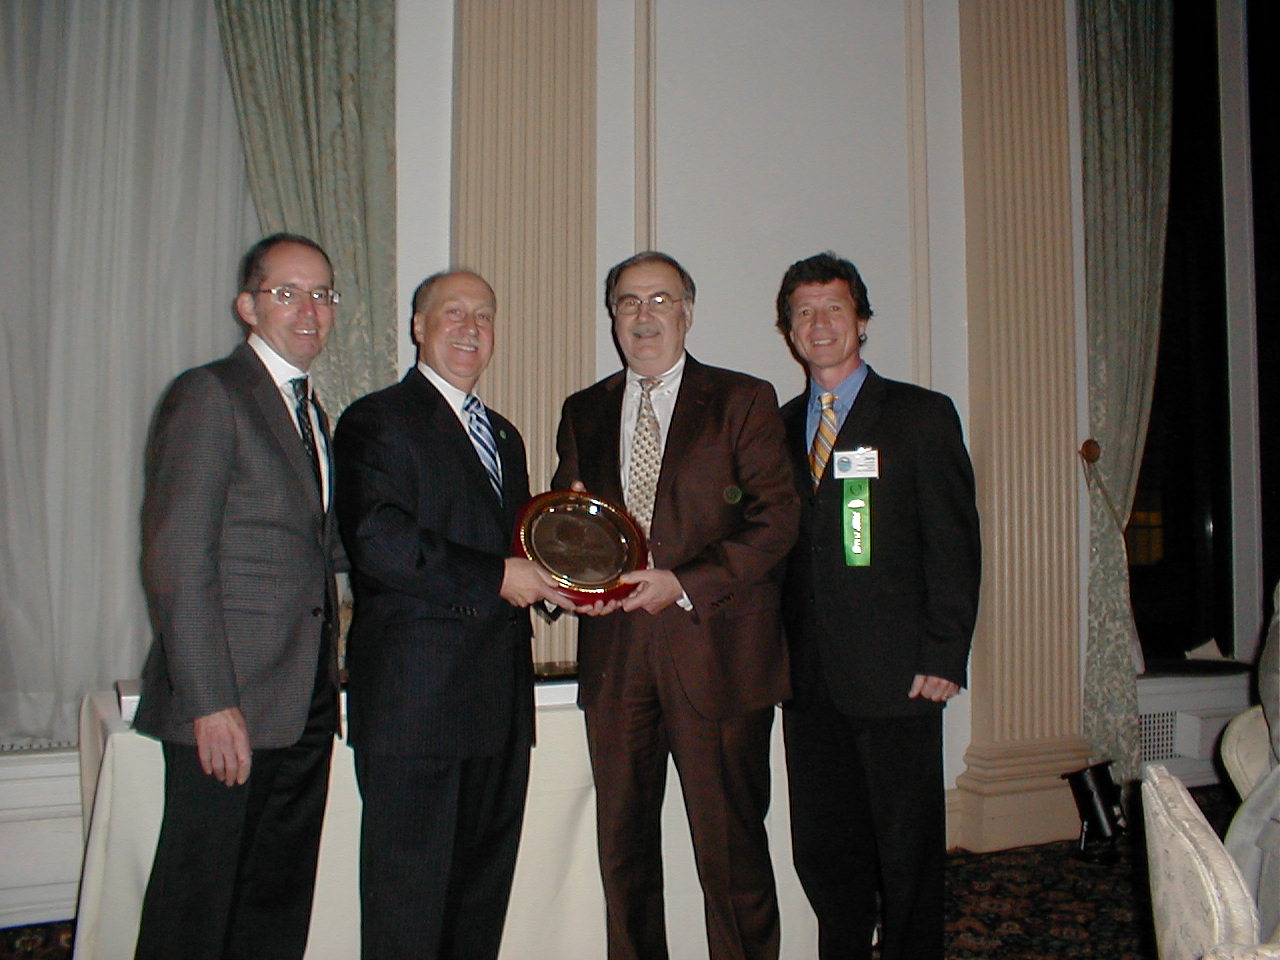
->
[334, 270, 567, 960]
[134, 234, 344, 960]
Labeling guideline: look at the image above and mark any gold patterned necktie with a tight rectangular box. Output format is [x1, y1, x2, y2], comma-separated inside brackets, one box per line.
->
[626, 377, 662, 535]
[809, 392, 838, 489]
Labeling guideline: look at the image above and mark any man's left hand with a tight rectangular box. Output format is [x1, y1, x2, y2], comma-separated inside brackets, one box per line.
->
[908, 674, 960, 702]
[618, 569, 684, 614]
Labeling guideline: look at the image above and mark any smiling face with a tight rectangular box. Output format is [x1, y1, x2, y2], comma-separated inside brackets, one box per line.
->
[412, 272, 496, 393]
[611, 261, 693, 377]
[786, 279, 869, 389]
[235, 241, 335, 372]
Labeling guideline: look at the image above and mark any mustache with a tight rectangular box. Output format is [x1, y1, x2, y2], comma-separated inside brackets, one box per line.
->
[630, 323, 662, 337]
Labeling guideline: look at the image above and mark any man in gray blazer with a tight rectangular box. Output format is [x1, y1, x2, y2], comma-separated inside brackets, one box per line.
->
[133, 233, 344, 960]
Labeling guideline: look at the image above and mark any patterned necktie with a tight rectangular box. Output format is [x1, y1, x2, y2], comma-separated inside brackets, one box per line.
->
[464, 394, 503, 501]
[290, 376, 322, 489]
[809, 392, 838, 489]
[626, 377, 662, 536]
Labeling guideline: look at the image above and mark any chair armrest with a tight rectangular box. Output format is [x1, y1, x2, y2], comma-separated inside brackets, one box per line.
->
[1203, 946, 1280, 960]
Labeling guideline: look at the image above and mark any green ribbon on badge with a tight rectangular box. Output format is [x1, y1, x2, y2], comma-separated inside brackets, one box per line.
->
[842, 478, 871, 566]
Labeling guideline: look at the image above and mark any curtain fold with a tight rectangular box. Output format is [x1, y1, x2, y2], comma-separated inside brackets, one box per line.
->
[216, 0, 398, 413]
[1077, 0, 1174, 779]
[1, 0, 258, 746]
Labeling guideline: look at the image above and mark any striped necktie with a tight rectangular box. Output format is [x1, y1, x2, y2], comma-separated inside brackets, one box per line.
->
[290, 376, 322, 490]
[809, 392, 838, 489]
[464, 394, 503, 501]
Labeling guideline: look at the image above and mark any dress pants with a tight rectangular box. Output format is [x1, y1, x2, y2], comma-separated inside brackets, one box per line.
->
[354, 713, 531, 960]
[584, 631, 779, 960]
[783, 691, 945, 960]
[134, 643, 337, 960]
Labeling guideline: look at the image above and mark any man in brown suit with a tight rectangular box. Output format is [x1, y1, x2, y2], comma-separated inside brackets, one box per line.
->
[552, 251, 799, 960]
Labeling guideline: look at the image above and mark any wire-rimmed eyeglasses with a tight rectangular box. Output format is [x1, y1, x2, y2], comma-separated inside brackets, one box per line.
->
[613, 293, 685, 317]
[253, 285, 341, 307]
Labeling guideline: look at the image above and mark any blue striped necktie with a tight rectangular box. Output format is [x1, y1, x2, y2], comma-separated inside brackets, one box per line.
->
[464, 394, 503, 501]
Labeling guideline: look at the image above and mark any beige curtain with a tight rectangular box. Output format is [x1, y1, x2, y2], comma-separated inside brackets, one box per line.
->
[1078, 0, 1174, 779]
[216, 0, 398, 412]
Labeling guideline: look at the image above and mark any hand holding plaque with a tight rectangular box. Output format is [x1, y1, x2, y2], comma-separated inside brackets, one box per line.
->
[512, 491, 648, 604]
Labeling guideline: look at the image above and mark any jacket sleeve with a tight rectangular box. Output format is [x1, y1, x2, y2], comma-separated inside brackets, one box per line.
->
[912, 396, 981, 685]
[140, 368, 239, 720]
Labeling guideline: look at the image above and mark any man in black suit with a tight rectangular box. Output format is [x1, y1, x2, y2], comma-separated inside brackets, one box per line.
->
[134, 233, 344, 960]
[334, 270, 567, 960]
[775, 252, 981, 960]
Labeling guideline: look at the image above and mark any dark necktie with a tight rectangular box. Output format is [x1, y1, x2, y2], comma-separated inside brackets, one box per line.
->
[290, 376, 322, 490]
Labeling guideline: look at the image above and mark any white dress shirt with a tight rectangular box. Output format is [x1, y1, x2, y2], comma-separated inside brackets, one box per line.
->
[619, 353, 691, 609]
[619, 353, 686, 491]
[248, 334, 331, 508]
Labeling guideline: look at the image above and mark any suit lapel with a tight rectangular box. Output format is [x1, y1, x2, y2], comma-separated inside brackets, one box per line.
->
[407, 369, 508, 525]
[834, 367, 887, 448]
[589, 373, 627, 504]
[234, 344, 323, 514]
[493, 415, 525, 526]
[661, 356, 708, 478]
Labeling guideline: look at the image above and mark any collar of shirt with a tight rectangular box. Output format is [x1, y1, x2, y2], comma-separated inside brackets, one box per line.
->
[247, 333, 331, 507]
[418, 361, 479, 428]
[620, 353, 686, 474]
[624, 353, 686, 399]
[805, 361, 870, 449]
[249, 333, 310, 395]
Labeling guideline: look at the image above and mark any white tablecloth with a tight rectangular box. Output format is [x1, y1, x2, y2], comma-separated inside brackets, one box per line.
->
[75, 689, 816, 959]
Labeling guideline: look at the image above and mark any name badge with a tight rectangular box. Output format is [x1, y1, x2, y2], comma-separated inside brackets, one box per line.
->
[833, 447, 879, 479]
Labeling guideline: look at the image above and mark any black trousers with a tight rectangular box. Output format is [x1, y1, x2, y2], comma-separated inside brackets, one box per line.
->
[354, 717, 531, 960]
[783, 696, 945, 960]
[134, 649, 336, 960]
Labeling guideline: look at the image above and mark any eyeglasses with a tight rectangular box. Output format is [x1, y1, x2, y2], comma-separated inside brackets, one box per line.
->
[253, 285, 341, 307]
[613, 293, 686, 317]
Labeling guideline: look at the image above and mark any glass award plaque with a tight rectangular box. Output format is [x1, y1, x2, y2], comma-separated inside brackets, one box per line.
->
[513, 490, 648, 604]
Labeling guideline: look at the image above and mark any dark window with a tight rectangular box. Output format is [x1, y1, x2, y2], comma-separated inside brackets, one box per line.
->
[1127, 0, 1234, 665]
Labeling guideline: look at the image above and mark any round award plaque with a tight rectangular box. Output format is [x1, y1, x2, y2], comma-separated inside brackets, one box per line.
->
[513, 490, 648, 604]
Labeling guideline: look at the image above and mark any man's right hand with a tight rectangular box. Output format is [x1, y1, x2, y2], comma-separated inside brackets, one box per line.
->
[502, 557, 574, 610]
[194, 707, 252, 787]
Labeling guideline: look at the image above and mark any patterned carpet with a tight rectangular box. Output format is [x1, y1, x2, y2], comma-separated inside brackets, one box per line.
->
[0, 786, 1237, 960]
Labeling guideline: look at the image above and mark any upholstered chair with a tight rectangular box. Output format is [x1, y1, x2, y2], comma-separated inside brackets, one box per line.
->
[1222, 705, 1272, 799]
[1142, 764, 1280, 960]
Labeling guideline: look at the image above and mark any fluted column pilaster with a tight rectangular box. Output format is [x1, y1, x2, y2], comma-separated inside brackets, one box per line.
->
[951, 0, 1093, 851]
[452, 0, 597, 667]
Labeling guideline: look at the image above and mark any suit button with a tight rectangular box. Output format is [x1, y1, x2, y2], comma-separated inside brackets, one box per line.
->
[312, 607, 323, 617]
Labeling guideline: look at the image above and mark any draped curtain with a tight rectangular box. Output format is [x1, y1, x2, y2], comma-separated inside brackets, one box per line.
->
[1077, 0, 1174, 778]
[216, 0, 398, 413]
[0, 0, 259, 746]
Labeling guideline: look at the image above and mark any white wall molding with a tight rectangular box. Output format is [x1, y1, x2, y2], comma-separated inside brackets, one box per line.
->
[0, 750, 82, 926]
